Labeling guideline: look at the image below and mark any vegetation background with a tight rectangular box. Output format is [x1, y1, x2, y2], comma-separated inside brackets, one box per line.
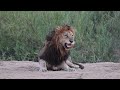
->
[0, 11, 120, 63]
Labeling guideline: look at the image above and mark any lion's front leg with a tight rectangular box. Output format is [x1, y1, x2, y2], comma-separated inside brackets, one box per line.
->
[39, 59, 47, 72]
[66, 56, 79, 69]
[58, 61, 76, 71]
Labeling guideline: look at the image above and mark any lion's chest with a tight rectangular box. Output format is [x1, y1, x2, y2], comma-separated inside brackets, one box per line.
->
[40, 46, 70, 66]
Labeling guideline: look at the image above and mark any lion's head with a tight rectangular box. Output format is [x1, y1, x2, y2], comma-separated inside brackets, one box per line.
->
[46, 24, 76, 51]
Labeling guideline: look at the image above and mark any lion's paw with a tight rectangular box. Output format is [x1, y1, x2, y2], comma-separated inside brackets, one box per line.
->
[64, 68, 76, 72]
[74, 65, 79, 69]
[39, 68, 48, 72]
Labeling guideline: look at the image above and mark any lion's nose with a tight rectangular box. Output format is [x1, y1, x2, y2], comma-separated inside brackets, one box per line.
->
[69, 40, 73, 43]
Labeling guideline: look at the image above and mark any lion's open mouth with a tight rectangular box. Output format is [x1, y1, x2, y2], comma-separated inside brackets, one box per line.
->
[64, 43, 74, 49]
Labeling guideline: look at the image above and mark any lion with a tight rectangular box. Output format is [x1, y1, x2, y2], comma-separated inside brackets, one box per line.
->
[36, 24, 84, 72]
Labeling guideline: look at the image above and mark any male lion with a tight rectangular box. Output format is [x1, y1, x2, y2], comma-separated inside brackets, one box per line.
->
[36, 24, 84, 72]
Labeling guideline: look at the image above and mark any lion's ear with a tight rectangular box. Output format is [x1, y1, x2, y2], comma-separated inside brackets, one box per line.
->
[54, 26, 63, 35]
[62, 24, 71, 30]
[54, 24, 76, 35]
[64, 24, 76, 34]
[55, 26, 62, 31]
[63, 24, 76, 32]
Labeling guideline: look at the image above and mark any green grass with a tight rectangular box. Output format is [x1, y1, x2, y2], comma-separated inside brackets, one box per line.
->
[0, 11, 120, 63]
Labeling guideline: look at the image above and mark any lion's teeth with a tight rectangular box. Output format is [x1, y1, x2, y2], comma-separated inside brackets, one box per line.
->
[67, 45, 71, 47]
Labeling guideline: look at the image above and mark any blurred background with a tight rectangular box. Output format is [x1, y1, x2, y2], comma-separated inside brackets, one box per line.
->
[0, 11, 120, 63]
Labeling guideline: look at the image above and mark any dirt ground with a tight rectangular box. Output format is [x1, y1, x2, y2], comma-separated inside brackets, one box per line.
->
[0, 61, 120, 79]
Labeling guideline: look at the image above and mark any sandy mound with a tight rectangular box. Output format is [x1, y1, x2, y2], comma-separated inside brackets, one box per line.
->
[0, 61, 120, 79]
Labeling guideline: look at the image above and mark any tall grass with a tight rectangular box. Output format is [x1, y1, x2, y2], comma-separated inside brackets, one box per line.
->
[0, 11, 120, 63]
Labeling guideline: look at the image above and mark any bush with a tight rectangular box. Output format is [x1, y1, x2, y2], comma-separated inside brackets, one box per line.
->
[0, 11, 120, 63]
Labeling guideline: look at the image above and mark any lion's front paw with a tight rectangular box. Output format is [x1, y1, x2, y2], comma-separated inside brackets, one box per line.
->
[79, 65, 84, 69]
[73, 65, 79, 69]
[39, 68, 48, 72]
[64, 68, 76, 72]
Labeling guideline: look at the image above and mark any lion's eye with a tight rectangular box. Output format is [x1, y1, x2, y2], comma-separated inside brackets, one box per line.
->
[64, 34, 68, 37]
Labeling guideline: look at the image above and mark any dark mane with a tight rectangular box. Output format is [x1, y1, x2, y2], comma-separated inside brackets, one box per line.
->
[39, 44, 70, 66]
